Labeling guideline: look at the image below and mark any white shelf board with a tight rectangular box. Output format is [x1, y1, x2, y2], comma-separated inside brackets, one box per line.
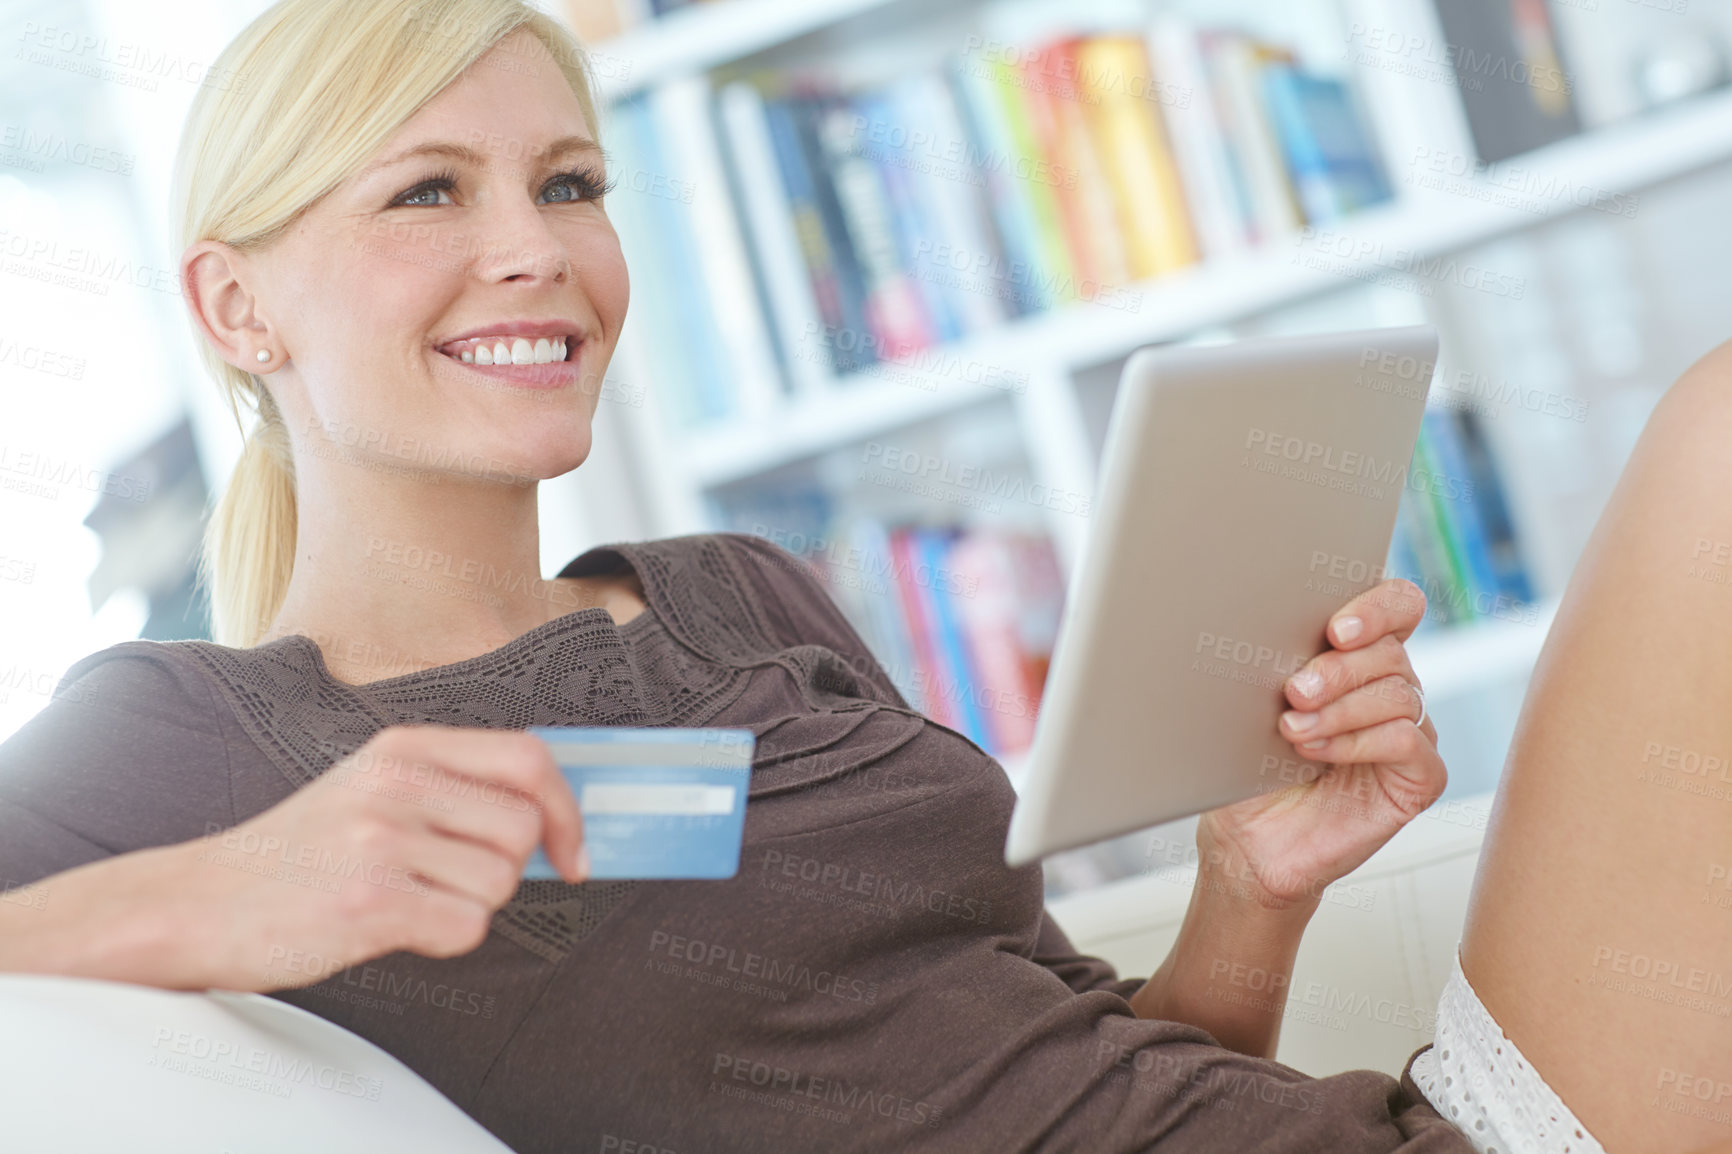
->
[680, 87, 1732, 487]
[593, 0, 899, 101]
[685, 369, 1018, 488]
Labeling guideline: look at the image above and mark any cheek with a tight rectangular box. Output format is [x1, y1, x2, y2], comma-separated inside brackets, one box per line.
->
[581, 226, 630, 336]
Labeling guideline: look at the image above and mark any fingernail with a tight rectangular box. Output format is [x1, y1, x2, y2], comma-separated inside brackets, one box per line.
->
[1291, 669, 1323, 698]
[1300, 738, 1329, 751]
[574, 845, 591, 882]
[1333, 616, 1362, 643]
[1283, 710, 1318, 733]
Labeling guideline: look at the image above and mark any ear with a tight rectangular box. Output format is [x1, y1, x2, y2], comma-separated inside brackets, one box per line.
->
[181, 240, 281, 372]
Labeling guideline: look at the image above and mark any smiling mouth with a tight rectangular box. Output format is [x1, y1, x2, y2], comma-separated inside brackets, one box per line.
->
[437, 335, 573, 365]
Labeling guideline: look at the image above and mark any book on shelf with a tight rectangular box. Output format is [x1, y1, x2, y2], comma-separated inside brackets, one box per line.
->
[561, 0, 710, 41]
[604, 87, 785, 429]
[718, 506, 1064, 762]
[602, 95, 721, 428]
[1429, 0, 1581, 165]
[1261, 64, 1393, 222]
[652, 76, 783, 422]
[705, 17, 1393, 412]
[1384, 406, 1537, 630]
[863, 521, 1063, 760]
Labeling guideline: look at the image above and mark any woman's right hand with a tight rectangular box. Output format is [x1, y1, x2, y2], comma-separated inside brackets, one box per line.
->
[12, 724, 586, 992]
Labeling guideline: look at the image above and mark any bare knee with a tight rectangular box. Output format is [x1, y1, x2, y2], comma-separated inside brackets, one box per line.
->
[1647, 337, 1732, 451]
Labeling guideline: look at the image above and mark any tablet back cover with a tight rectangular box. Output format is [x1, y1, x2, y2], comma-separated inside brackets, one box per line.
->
[1005, 325, 1437, 865]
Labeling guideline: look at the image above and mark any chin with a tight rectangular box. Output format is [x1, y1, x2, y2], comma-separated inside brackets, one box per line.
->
[502, 420, 595, 481]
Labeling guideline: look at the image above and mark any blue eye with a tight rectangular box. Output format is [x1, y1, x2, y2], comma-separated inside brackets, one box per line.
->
[391, 167, 460, 208]
[542, 167, 617, 204]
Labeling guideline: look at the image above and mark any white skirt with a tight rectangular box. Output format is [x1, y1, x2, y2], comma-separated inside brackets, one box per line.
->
[1410, 950, 1608, 1154]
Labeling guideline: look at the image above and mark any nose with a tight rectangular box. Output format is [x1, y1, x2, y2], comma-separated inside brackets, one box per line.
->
[471, 191, 569, 285]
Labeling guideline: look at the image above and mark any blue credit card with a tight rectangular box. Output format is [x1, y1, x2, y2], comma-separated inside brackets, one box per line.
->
[522, 726, 755, 881]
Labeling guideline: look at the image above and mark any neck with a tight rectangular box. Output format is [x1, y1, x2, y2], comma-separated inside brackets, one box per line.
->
[259, 459, 592, 681]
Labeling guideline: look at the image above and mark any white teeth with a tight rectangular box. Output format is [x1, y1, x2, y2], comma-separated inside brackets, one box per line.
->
[445, 334, 573, 365]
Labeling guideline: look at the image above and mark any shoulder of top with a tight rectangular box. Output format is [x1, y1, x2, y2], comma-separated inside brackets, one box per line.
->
[51, 639, 226, 733]
[609, 530, 822, 601]
[706, 531, 823, 590]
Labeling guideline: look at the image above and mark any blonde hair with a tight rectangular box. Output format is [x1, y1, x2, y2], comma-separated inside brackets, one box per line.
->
[174, 0, 605, 648]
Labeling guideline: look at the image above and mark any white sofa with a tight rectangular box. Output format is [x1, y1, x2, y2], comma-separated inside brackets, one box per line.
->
[0, 793, 1490, 1149]
[1046, 790, 1493, 1078]
[0, 971, 514, 1153]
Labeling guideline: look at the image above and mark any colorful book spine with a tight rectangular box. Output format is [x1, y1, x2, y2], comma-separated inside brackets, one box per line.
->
[717, 80, 835, 397]
[891, 71, 1012, 334]
[948, 530, 1041, 755]
[1412, 423, 1478, 622]
[917, 526, 990, 746]
[986, 53, 1078, 307]
[1074, 35, 1199, 280]
[889, 527, 955, 730]
[1003, 531, 1062, 701]
[1203, 31, 1304, 245]
[651, 75, 782, 420]
[786, 94, 880, 374]
[1146, 15, 1249, 261]
[1260, 64, 1393, 223]
[1396, 443, 1467, 627]
[1016, 43, 1100, 301]
[1419, 408, 1503, 615]
[844, 517, 926, 711]
[1383, 410, 1538, 627]
[853, 90, 961, 345]
[946, 52, 1054, 315]
[1451, 409, 1535, 605]
[1043, 38, 1132, 293]
[1384, 513, 1440, 632]
[603, 96, 712, 427]
[813, 98, 935, 361]
[760, 94, 866, 376]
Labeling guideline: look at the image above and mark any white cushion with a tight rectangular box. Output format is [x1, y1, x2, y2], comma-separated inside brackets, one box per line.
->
[1046, 791, 1493, 1078]
[0, 973, 513, 1153]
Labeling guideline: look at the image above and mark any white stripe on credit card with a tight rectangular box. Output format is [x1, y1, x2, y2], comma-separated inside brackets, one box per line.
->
[580, 783, 738, 816]
[544, 742, 752, 768]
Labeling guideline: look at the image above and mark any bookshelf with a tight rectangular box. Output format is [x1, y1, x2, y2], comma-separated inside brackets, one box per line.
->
[679, 83, 1732, 487]
[559, 0, 1732, 892]
[591, 0, 903, 101]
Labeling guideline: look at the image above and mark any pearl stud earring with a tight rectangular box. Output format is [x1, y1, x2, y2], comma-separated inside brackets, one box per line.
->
[256, 349, 271, 363]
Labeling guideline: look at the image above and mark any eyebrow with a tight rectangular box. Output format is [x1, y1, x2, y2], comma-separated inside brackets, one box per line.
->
[359, 135, 603, 180]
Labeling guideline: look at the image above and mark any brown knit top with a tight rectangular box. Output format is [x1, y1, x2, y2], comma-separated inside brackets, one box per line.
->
[0, 530, 1470, 1153]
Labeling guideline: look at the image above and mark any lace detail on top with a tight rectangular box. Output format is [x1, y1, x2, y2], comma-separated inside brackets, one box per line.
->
[166, 533, 899, 963]
[1412, 950, 1607, 1154]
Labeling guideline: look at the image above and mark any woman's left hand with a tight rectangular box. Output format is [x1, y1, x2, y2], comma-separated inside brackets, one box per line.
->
[1197, 578, 1446, 913]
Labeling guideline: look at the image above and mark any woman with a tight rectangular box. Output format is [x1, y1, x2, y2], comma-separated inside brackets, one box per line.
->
[0, 1, 1725, 1151]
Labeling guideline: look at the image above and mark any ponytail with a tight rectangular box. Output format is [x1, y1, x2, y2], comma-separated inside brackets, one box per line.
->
[199, 386, 298, 648]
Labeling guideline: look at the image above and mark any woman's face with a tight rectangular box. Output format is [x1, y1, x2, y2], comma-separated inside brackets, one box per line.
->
[245, 27, 629, 485]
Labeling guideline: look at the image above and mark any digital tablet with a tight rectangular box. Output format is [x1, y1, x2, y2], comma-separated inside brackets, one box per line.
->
[1004, 325, 1438, 867]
